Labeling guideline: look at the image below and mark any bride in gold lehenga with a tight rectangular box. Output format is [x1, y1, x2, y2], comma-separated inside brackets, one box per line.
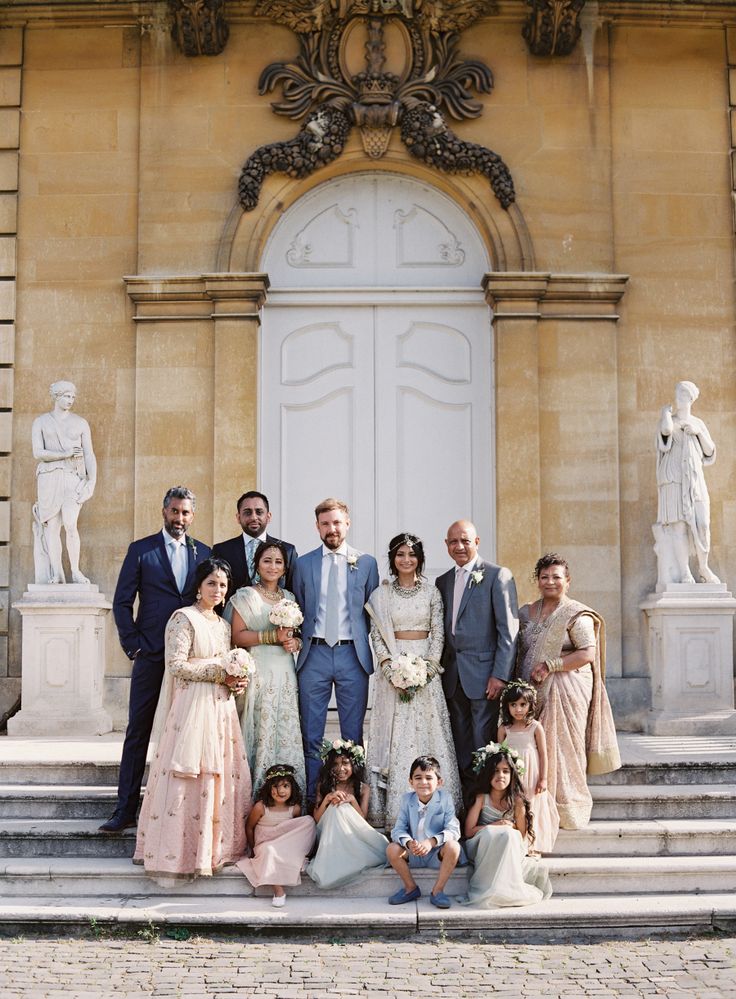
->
[516, 554, 621, 830]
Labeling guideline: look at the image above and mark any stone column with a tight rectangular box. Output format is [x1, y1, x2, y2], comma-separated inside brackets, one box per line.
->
[205, 274, 268, 539]
[124, 274, 269, 543]
[8, 583, 113, 735]
[484, 273, 629, 688]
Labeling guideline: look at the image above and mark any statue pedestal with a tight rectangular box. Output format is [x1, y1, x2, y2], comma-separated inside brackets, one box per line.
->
[640, 583, 736, 735]
[7, 583, 113, 737]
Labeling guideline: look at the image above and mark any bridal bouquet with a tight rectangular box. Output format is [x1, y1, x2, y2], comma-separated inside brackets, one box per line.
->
[268, 599, 304, 630]
[388, 652, 429, 703]
[220, 647, 256, 684]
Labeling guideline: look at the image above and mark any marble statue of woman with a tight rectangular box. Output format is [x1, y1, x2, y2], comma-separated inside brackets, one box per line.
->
[653, 380, 719, 585]
[31, 380, 97, 584]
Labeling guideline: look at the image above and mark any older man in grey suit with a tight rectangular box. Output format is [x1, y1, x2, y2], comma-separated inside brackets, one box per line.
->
[435, 519, 519, 779]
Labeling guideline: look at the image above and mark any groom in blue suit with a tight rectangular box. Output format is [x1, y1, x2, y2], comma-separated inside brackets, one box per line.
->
[100, 486, 211, 832]
[292, 498, 379, 797]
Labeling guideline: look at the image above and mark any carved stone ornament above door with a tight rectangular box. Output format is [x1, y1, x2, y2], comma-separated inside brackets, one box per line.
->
[522, 0, 586, 57]
[237, 0, 516, 213]
[170, 0, 229, 56]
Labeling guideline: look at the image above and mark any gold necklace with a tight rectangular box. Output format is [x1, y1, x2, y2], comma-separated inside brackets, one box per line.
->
[255, 582, 282, 603]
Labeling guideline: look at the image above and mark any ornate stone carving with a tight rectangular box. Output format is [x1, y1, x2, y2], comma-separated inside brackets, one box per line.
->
[239, 0, 514, 212]
[170, 0, 229, 57]
[522, 0, 586, 57]
[400, 100, 514, 209]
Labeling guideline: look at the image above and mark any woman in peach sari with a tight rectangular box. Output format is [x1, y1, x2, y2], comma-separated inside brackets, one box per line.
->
[517, 553, 620, 829]
[134, 558, 253, 884]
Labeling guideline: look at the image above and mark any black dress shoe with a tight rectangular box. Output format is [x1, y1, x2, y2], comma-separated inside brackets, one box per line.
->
[98, 811, 137, 833]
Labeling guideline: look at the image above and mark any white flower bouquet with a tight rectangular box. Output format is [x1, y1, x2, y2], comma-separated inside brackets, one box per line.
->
[388, 652, 429, 703]
[268, 598, 304, 630]
[221, 647, 257, 684]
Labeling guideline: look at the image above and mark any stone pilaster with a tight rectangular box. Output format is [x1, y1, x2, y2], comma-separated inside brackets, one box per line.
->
[484, 272, 628, 681]
[0, 28, 21, 721]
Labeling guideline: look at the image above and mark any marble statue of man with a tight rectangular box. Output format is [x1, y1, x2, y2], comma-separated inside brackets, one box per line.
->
[653, 380, 720, 585]
[31, 380, 97, 584]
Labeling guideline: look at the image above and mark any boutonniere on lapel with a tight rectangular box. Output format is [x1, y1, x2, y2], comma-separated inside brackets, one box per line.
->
[346, 553, 359, 572]
[186, 536, 198, 560]
[469, 569, 484, 587]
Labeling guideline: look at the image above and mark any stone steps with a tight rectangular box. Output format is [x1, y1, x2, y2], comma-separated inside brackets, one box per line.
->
[4, 782, 736, 821]
[1, 853, 735, 899]
[0, 892, 733, 936]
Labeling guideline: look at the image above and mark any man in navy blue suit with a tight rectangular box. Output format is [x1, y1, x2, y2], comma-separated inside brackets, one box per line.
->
[99, 486, 211, 832]
[212, 490, 297, 593]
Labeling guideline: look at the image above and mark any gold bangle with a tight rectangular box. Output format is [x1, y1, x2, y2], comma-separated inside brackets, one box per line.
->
[546, 657, 564, 673]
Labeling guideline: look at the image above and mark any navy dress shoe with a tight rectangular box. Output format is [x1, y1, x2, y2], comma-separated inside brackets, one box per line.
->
[98, 810, 137, 833]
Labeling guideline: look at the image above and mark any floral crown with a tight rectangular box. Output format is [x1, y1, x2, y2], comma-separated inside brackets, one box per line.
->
[262, 766, 296, 783]
[502, 680, 537, 703]
[319, 738, 365, 766]
[471, 740, 526, 778]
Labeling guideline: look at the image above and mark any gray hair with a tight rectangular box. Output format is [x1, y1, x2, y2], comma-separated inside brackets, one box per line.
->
[163, 486, 196, 510]
[50, 380, 77, 400]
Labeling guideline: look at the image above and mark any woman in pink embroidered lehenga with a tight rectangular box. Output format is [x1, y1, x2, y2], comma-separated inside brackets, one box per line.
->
[134, 558, 252, 885]
[516, 554, 621, 830]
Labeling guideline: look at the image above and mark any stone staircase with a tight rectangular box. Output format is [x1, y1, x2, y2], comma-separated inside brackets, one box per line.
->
[0, 734, 734, 934]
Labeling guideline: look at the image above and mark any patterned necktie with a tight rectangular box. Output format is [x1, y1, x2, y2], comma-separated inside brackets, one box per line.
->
[170, 540, 187, 593]
[324, 554, 340, 647]
[417, 802, 428, 841]
[451, 567, 467, 634]
[246, 537, 258, 581]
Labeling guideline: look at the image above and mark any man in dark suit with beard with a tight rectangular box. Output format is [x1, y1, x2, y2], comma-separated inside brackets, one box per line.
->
[212, 490, 297, 592]
[99, 486, 210, 832]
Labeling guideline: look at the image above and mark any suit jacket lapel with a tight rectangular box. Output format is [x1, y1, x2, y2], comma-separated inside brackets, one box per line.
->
[311, 548, 322, 604]
[156, 533, 179, 590]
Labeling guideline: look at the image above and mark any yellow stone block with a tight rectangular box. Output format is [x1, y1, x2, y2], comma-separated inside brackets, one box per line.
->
[0, 194, 16, 232]
[0, 109, 19, 149]
[0, 325, 13, 364]
[0, 455, 11, 494]
[0, 69, 20, 107]
[0, 237, 14, 276]
[0, 369, 14, 409]
[0, 501, 10, 542]
[0, 29, 23, 67]
[0, 545, 8, 586]
[23, 109, 122, 154]
[0, 152, 17, 191]
[24, 27, 127, 70]
[0, 281, 14, 321]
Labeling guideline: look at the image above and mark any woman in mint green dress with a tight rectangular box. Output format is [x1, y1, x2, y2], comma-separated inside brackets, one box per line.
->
[228, 541, 306, 800]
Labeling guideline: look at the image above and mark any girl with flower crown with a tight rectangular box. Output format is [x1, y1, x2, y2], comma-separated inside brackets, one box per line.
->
[498, 681, 559, 854]
[305, 740, 389, 888]
[365, 532, 462, 831]
[463, 744, 552, 908]
[237, 764, 315, 907]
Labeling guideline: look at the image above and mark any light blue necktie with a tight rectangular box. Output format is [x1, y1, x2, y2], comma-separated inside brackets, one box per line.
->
[324, 554, 340, 647]
[170, 540, 187, 593]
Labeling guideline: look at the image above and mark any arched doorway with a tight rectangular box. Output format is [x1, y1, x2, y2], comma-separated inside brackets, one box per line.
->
[259, 172, 494, 576]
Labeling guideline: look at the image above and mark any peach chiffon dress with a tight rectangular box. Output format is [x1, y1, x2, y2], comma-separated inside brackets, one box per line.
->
[134, 607, 252, 884]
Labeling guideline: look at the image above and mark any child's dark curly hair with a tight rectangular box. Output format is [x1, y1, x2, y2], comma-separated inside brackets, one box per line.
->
[258, 764, 301, 807]
[499, 681, 537, 727]
[475, 750, 535, 848]
[316, 748, 364, 802]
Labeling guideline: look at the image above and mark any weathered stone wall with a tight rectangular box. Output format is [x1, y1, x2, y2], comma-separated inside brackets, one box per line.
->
[2, 8, 734, 728]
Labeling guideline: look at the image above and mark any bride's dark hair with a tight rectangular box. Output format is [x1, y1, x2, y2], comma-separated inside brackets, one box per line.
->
[387, 532, 425, 578]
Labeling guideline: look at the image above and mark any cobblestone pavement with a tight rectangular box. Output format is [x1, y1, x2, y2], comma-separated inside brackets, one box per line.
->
[0, 931, 734, 998]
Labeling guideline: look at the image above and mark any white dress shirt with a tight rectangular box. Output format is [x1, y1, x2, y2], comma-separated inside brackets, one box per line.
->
[314, 543, 352, 640]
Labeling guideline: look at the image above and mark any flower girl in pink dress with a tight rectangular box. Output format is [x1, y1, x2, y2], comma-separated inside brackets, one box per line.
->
[237, 765, 316, 907]
[497, 682, 560, 854]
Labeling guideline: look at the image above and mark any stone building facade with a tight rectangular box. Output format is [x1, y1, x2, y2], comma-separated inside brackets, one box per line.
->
[0, 0, 734, 729]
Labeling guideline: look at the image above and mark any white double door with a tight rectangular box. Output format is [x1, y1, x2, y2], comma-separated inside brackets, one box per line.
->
[260, 289, 494, 578]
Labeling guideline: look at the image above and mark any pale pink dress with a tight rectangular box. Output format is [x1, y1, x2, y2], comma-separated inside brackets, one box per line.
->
[504, 721, 560, 854]
[237, 806, 316, 888]
[134, 607, 252, 884]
